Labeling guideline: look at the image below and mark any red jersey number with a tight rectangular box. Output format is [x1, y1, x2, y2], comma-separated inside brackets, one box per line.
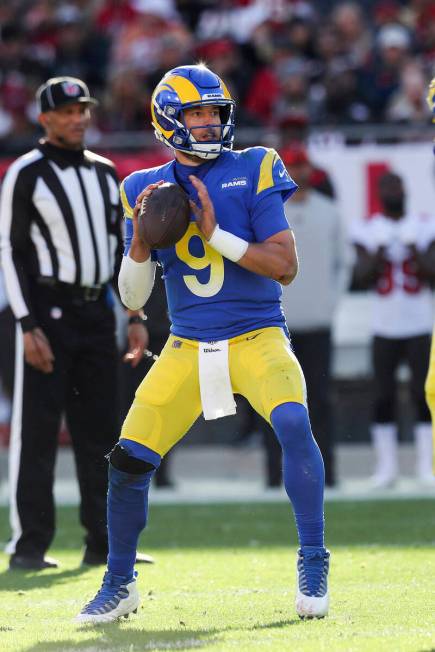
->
[377, 256, 422, 295]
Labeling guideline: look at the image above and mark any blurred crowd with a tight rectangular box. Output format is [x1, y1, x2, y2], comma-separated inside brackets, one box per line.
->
[0, 0, 434, 152]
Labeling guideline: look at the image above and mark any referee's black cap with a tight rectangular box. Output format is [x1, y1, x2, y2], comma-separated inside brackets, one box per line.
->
[37, 77, 98, 113]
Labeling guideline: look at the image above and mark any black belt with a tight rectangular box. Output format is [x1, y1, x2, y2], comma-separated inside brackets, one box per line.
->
[35, 277, 107, 302]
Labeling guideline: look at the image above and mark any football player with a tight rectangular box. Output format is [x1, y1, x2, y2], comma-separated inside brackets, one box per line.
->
[76, 64, 330, 622]
[350, 172, 435, 488]
[424, 76, 435, 474]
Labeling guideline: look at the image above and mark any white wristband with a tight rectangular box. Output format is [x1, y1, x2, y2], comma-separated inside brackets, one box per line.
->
[118, 254, 156, 310]
[207, 225, 249, 262]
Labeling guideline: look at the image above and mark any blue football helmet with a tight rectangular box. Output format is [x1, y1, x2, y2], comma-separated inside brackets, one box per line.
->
[427, 77, 435, 123]
[151, 64, 235, 160]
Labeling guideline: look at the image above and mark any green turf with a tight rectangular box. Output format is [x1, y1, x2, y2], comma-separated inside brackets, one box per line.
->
[0, 499, 434, 652]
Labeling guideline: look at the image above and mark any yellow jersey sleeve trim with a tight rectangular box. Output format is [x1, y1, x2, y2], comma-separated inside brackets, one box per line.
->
[120, 180, 134, 218]
[256, 148, 278, 194]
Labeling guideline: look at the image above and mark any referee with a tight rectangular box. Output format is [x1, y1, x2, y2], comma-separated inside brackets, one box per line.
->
[0, 77, 149, 570]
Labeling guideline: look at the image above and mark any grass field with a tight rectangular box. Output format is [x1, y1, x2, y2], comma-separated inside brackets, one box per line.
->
[0, 499, 434, 652]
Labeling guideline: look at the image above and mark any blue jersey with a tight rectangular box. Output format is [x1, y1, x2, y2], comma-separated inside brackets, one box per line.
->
[120, 147, 297, 340]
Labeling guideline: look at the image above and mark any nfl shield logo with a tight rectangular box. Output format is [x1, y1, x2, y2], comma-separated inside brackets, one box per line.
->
[62, 82, 81, 97]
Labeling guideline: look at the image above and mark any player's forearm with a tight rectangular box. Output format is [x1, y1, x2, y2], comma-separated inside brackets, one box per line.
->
[351, 247, 385, 289]
[129, 236, 151, 263]
[206, 226, 297, 283]
[238, 241, 298, 284]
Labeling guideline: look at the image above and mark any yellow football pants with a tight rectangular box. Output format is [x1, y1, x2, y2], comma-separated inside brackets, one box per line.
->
[120, 326, 306, 457]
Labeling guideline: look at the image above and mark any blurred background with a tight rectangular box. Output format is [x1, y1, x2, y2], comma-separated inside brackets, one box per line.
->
[0, 0, 435, 499]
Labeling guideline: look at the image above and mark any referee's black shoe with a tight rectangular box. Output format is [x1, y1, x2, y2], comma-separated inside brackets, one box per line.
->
[9, 554, 59, 570]
[81, 549, 155, 566]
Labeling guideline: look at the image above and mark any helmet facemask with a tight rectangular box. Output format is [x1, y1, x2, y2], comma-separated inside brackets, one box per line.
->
[178, 101, 235, 159]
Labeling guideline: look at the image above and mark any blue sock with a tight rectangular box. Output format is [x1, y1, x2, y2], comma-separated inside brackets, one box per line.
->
[107, 439, 160, 578]
[271, 402, 325, 548]
[107, 465, 153, 578]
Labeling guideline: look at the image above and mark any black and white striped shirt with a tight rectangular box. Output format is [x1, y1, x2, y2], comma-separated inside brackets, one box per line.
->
[0, 141, 123, 331]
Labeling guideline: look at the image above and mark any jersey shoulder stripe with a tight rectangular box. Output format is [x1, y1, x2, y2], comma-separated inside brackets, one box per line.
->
[236, 146, 297, 200]
[257, 148, 278, 194]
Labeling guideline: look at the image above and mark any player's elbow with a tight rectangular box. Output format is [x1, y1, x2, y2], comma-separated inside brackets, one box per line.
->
[279, 272, 296, 286]
[276, 255, 298, 285]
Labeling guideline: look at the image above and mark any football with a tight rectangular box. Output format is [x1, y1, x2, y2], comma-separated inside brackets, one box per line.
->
[138, 182, 190, 249]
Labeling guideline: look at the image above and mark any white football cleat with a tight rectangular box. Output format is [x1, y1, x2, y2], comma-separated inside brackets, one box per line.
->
[75, 571, 140, 623]
[295, 546, 330, 619]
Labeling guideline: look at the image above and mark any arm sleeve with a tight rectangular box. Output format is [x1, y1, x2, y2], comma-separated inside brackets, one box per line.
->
[0, 166, 36, 331]
[118, 254, 156, 310]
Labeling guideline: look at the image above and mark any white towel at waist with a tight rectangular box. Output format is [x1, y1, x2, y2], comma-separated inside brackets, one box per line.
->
[198, 339, 237, 420]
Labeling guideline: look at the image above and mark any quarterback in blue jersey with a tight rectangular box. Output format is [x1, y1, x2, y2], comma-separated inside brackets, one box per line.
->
[76, 64, 330, 623]
[121, 145, 295, 341]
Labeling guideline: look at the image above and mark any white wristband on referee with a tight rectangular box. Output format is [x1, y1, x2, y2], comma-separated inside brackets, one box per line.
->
[118, 254, 156, 310]
[207, 225, 249, 262]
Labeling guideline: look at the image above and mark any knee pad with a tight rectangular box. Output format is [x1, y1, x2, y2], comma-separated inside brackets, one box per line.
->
[108, 443, 156, 474]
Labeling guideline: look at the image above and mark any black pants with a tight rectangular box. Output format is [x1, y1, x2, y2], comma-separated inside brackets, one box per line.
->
[234, 397, 282, 487]
[240, 328, 334, 487]
[372, 334, 431, 423]
[0, 306, 15, 398]
[290, 329, 334, 486]
[10, 281, 119, 557]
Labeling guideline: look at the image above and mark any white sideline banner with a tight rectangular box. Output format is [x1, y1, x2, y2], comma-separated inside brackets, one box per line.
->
[308, 142, 435, 227]
[307, 142, 435, 375]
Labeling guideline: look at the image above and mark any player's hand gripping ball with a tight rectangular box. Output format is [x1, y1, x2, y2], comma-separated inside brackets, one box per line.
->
[138, 182, 190, 249]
